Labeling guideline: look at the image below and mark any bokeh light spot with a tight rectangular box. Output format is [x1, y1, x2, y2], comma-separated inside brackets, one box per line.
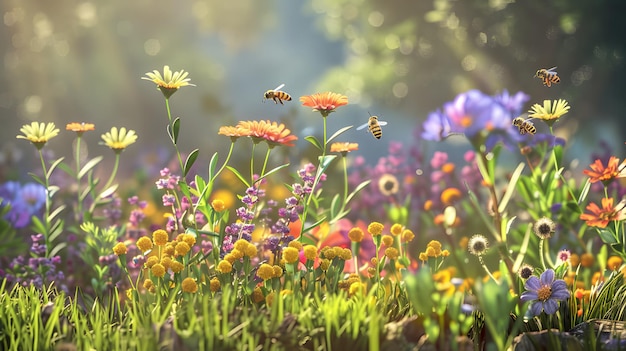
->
[144, 39, 161, 56]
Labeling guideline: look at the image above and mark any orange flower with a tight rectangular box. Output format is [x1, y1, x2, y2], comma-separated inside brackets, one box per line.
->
[579, 197, 626, 228]
[440, 188, 462, 206]
[330, 142, 359, 154]
[237, 120, 298, 147]
[66, 122, 95, 134]
[583, 156, 626, 185]
[218, 125, 251, 140]
[300, 92, 348, 117]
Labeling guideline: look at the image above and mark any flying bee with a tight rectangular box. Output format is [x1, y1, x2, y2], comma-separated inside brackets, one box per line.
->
[535, 67, 560, 87]
[512, 116, 537, 135]
[263, 84, 292, 105]
[357, 114, 388, 139]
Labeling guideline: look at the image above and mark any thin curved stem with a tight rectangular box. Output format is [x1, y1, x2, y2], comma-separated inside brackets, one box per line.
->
[38, 149, 51, 257]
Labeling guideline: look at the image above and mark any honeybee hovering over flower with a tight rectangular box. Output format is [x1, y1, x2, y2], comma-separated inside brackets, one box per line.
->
[263, 84, 292, 105]
[535, 67, 560, 87]
[357, 113, 388, 139]
[512, 116, 537, 135]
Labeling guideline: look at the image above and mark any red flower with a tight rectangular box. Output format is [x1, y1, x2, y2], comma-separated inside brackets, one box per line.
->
[300, 92, 348, 116]
[580, 197, 626, 228]
[583, 156, 626, 185]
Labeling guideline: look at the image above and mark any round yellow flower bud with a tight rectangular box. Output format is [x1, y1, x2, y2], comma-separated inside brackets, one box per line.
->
[243, 244, 258, 258]
[390, 223, 403, 236]
[384, 247, 400, 260]
[230, 249, 244, 260]
[217, 260, 233, 274]
[252, 287, 264, 303]
[272, 265, 283, 278]
[382, 235, 394, 247]
[164, 243, 176, 256]
[367, 222, 384, 236]
[348, 228, 364, 242]
[211, 199, 226, 212]
[136, 236, 153, 252]
[283, 247, 300, 264]
[152, 229, 169, 246]
[234, 239, 249, 252]
[160, 256, 173, 269]
[170, 261, 184, 273]
[349, 281, 366, 296]
[339, 248, 352, 261]
[113, 242, 128, 256]
[401, 229, 415, 242]
[175, 242, 191, 256]
[210, 277, 221, 292]
[143, 279, 154, 290]
[181, 233, 196, 247]
[151, 263, 166, 278]
[288, 241, 303, 251]
[257, 263, 275, 281]
[320, 259, 330, 270]
[145, 256, 159, 268]
[303, 245, 317, 261]
[181, 277, 198, 293]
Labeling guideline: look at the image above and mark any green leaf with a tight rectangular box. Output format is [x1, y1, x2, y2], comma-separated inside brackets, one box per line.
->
[172, 117, 181, 144]
[326, 125, 353, 144]
[46, 157, 65, 179]
[329, 194, 341, 219]
[99, 184, 118, 199]
[49, 242, 67, 257]
[226, 166, 250, 187]
[56, 162, 74, 177]
[47, 205, 66, 223]
[578, 178, 591, 205]
[302, 216, 327, 234]
[28, 172, 45, 186]
[599, 229, 618, 245]
[207, 152, 219, 181]
[498, 162, 525, 214]
[318, 155, 336, 171]
[511, 224, 531, 273]
[183, 148, 199, 177]
[30, 215, 47, 234]
[345, 180, 371, 204]
[78, 156, 103, 179]
[304, 136, 323, 151]
[256, 164, 289, 184]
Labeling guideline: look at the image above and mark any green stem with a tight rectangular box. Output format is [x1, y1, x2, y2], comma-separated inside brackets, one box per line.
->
[164, 98, 185, 174]
[341, 155, 348, 205]
[539, 238, 547, 270]
[75, 135, 83, 218]
[322, 117, 327, 157]
[37, 149, 51, 257]
[101, 153, 120, 195]
[260, 146, 272, 178]
[213, 141, 235, 181]
[250, 142, 257, 184]
[479, 255, 497, 282]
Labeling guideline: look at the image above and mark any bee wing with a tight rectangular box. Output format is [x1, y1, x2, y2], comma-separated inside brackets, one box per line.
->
[545, 67, 558, 73]
[356, 122, 369, 131]
[273, 83, 285, 91]
[378, 121, 388, 126]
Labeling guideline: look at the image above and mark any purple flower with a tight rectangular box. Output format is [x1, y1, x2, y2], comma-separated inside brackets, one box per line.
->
[0, 181, 46, 228]
[494, 89, 530, 116]
[421, 109, 451, 141]
[520, 269, 570, 316]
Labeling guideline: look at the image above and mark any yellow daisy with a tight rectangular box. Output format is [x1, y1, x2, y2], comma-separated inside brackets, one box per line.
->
[101, 127, 138, 152]
[528, 99, 570, 123]
[142, 65, 195, 98]
[16, 122, 60, 149]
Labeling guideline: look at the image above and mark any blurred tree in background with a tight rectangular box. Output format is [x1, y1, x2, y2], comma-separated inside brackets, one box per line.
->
[1, 0, 624, 181]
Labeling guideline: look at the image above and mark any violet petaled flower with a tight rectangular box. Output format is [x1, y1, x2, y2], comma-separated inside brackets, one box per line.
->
[520, 269, 570, 316]
[421, 109, 451, 141]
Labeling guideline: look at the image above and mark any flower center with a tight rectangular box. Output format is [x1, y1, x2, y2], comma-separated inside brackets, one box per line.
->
[460, 116, 473, 127]
[537, 285, 552, 301]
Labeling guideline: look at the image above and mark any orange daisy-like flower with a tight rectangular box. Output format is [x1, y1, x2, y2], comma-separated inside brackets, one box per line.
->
[583, 156, 626, 185]
[579, 197, 626, 228]
[300, 92, 348, 117]
[330, 142, 358, 154]
[66, 122, 95, 134]
[218, 125, 251, 141]
[238, 120, 298, 147]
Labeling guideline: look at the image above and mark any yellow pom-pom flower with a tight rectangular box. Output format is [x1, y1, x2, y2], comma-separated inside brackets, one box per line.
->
[151, 263, 166, 278]
[367, 222, 384, 236]
[257, 263, 275, 281]
[181, 233, 196, 247]
[113, 242, 128, 256]
[272, 265, 283, 278]
[288, 241, 303, 251]
[382, 235, 394, 247]
[153, 229, 169, 246]
[390, 223, 403, 236]
[402, 229, 415, 242]
[252, 287, 264, 303]
[175, 242, 191, 256]
[283, 247, 300, 264]
[230, 249, 244, 260]
[348, 228, 364, 242]
[143, 279, 154, 290]
[339, 248, 352, 261]
[181, 277, 198, 293]
[234, 239, 249, 252]
[303, 245, 317, 261]
[210, 277, 221, 292]
[136, 236, 153, 252]
[211, 199, 226, 212]
[217, 260, 233, 274]
[170, 261, 184, 273]
[384, 247, 400, 260]
[243, 244, 258, 258]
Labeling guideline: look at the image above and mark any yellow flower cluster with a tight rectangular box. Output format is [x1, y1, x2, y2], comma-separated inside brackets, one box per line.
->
[418, 240, 450, 261]
[319, 246, 352, 261]
[224, 239, 258, 264]
[113, 242, 128, 256]
[257, 263, 284, 281]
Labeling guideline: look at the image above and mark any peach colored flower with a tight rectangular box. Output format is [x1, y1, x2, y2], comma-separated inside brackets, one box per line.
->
[580, 197, 626, 228]
[66, 122, 95, 133]
[238, 120, 298, 147]
[300, 92, 348, 117]
[330, 142, 359, 153]
[583, 156, 626, 185]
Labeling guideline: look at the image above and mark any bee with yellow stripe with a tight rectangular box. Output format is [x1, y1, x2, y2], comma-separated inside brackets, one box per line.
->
[512, 116, 536, 135]
[263, 84, 292, 105]
[535, 67, 560, 87]
[357, 114, 388, 139]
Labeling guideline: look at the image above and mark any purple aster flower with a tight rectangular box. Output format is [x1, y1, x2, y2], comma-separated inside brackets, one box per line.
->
[421, 109, 451, 141]
[494, 90, 530, 116]
[520, 269, 570, 316]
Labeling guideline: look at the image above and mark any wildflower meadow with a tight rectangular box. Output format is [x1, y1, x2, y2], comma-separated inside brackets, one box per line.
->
[1, 64, 625, 351]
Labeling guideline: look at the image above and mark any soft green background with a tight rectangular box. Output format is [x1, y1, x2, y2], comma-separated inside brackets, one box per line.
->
[1, 0, 624, 180]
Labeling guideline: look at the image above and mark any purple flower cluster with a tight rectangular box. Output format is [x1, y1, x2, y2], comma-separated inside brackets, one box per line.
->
[221, 185, 265, 255]
[155, 167, 180, 190]
[270, 163, 319, 235]
[0, 181, 46, 228]
[421, 90, 530, 150]
[1, 234, 67, 292]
